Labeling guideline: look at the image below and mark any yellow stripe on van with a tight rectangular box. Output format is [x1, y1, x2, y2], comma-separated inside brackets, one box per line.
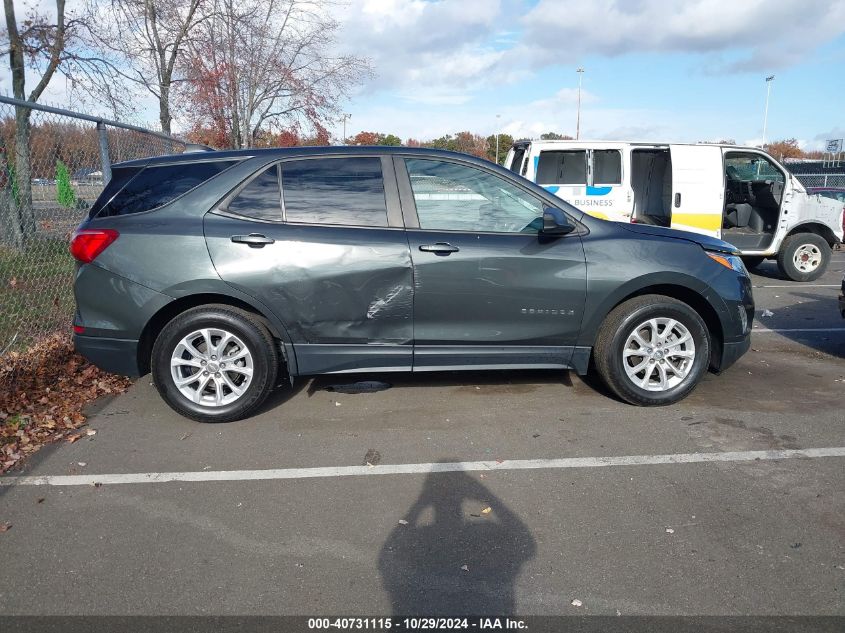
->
[671, 213, 722, 232]
[584, 210, 610, 220]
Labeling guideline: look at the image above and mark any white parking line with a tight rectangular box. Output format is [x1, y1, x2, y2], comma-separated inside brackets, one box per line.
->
[753, 327, 845, 333]
[753, 284, 840, 288]
[2, 447, 844, 487]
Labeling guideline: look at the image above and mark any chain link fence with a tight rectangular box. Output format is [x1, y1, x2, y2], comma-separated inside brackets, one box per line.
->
[792, 173, 845, 189]
[0, 97, 186, 369]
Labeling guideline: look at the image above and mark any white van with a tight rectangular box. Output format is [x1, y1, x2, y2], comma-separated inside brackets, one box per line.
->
[504, 141, 844, 281]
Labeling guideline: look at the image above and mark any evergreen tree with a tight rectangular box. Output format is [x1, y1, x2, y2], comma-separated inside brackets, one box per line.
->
[56, 160, 76, 208]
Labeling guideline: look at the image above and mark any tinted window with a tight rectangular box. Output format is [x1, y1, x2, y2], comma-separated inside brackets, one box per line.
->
[536, 150, 586, 184]
[405, 158, 544, 233]
[509, 147, 526, 173]
[226, 165, 281, 221]
[88, 166, 142, 218]
[96, 160, 237, 217]
[593, 150, 622, 184]
[281, 157, 388, 227]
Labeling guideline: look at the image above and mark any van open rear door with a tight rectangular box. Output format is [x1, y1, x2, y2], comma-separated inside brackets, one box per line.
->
[669, 145, 724, 238]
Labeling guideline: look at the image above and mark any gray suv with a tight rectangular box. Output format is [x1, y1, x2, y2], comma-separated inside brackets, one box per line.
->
[71, 147, 754, 422]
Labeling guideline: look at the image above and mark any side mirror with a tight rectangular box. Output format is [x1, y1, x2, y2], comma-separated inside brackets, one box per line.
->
[541, 207, 575, 235]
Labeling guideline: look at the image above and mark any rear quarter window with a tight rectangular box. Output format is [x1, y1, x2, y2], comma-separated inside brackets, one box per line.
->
[92, 160, 238, 218]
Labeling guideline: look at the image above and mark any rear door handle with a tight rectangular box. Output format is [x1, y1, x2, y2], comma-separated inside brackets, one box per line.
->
[231, 233, 275, 247]
[419, 242, 459, 254]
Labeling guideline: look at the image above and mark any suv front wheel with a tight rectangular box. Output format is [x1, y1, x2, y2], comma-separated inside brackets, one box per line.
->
[152, 305, 278, 422]
[593, 295, 711, 406]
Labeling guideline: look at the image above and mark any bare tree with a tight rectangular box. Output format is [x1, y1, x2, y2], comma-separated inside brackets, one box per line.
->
[89, 0, 206, 135]
[1, 0, 119, 247]
[182, 0, 370, 149]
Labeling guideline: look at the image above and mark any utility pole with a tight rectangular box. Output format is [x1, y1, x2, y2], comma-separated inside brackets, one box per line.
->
[761, 75, 775, 149]
[576, 67, 585, 140]
[495, 113, 501, 164]
[341, 113, 351, 145]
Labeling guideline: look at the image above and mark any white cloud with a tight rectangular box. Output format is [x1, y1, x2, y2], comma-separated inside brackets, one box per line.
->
[519, 0, 845, 71]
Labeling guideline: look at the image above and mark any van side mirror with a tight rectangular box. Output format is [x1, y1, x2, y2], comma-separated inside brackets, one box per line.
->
[541, 207, 575, 235]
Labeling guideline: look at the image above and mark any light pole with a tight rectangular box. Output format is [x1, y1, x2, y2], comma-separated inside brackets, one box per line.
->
[761, 75, 775, 149]
[576, 67, 585, 140]
[495, 113, 501, 164]
[341, 113, 351, 145]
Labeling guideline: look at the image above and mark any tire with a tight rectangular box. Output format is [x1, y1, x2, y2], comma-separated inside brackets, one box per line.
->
[740, 256, 765, 269]
[151, 305, 278, 422]
[593, 295, 711, 406]
[776, 233, 831, 282]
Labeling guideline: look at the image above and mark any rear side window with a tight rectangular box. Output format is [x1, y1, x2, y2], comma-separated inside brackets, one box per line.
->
[87, 167, 141, 218]
[226, 165, 282, 221]
[95, 160, 237, 217]
[281, 157, 388, 227]
[593, 150, 622, 184]
[536, 150, 586, 184]
[509, 147, 526, 173]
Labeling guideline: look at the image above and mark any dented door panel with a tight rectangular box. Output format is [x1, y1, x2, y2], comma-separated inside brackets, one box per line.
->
[204, 215, 413, 370]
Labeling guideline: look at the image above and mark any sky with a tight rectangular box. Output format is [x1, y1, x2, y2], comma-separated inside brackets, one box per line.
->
[331, 0, 845, 149]
[3, 0, 845, 149]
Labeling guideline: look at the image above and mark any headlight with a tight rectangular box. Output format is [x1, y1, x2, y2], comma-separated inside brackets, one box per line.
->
[706, 251, 747, 274]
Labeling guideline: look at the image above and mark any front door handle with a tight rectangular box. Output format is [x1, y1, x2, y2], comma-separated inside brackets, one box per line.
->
[231, 233, 275, 247]
[419, 242, 459, 254]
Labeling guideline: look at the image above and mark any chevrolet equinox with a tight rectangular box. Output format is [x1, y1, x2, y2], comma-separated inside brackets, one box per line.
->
[71, 147, 754, 422]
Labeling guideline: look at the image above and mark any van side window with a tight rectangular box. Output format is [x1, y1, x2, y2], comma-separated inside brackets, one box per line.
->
[226, 165, 282, 221]
[593, 150, 622, 185]
[536, 150, 586, 185]
[281, 157, 388, 227]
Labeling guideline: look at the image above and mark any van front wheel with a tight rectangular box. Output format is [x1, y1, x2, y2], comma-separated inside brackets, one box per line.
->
[777, 233, 830, 282]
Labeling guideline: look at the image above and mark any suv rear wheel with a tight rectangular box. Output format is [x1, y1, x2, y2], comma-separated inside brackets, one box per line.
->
[777, 233, 830, 282]
[593, 295, 711, 406]
[152, 305, 278, 422]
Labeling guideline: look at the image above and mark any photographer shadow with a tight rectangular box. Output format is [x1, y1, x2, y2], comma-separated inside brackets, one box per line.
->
[378, 465, 536, 615]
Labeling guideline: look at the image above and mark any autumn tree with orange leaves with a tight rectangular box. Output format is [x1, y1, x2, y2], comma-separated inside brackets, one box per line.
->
[180, 0, 369, 149]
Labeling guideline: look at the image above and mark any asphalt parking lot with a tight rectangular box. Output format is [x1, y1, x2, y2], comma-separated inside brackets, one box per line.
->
[1, 253, 844, 617]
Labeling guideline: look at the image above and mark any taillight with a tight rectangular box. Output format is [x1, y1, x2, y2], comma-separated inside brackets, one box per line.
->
[69, 229, 119, 263]
[73, 325, 85, 334]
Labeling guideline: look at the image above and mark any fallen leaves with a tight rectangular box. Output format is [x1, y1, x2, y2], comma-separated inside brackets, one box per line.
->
[1, 334, 131, 473]
[0, 522, 11, 532]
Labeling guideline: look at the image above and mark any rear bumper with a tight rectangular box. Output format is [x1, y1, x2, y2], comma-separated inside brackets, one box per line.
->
[74, 334, 140, 377]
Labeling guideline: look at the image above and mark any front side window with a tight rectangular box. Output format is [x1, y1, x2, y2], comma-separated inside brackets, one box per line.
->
[95, 160, 237, 217]
[725, 153, 785, 184]
[536, 150, 587, 185]
[226, 165, 281, 221]
[593, 150, 622, 184]
[405, 158, 544, 233]
[281, 157, 388, 227]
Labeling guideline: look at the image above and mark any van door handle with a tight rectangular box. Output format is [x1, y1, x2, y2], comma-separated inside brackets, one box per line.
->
[674, 193, 681, 208]
[231, 233, 275, 247]
[419, 242, 459, 254]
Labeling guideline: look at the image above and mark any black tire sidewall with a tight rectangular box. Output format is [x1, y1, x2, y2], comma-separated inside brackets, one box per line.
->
[778, 234, 830, 282]
[606, 302, 710, 405]
[152, 308, 275, 422]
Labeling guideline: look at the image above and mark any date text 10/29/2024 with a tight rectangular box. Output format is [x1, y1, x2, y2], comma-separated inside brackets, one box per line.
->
[308, 618, 528, 630]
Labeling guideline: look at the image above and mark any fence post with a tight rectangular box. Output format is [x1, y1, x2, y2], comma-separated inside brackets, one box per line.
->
[97, 122, 112, 185]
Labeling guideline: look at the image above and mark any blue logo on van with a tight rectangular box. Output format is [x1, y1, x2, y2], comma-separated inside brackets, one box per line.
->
[586, 186, 612, 196]
[544, 186, 560, 194]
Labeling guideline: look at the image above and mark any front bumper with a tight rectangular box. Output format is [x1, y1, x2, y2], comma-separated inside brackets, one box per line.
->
[74, 334, 140, 377]
[716, 333, 751, 373]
